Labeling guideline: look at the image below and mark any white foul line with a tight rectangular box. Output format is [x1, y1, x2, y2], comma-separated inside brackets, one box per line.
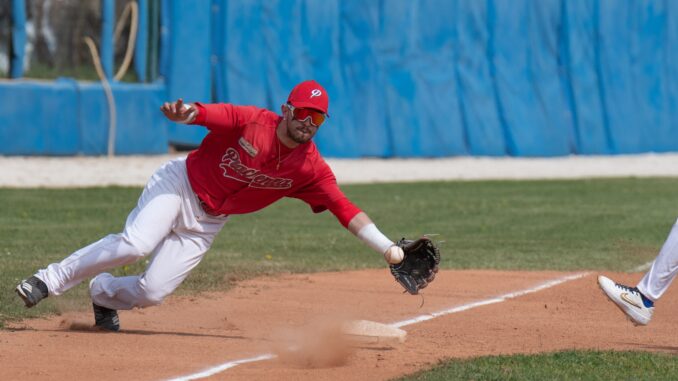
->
[164, 272, 589, 381]
[165, 354, 277, 381]
[629, 261, 653, 273]
[390, 272, 589, 328]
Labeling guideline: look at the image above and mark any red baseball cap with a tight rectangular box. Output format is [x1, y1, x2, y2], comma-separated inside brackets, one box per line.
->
[287, 80, 329, 115]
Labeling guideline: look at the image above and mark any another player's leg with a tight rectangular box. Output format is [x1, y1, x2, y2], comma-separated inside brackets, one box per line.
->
[597, 275, 654, 326]
[598, 217, 678, 325]
[636, 218, 678, 304]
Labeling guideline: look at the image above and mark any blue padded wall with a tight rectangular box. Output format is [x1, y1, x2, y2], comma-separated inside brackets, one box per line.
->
[0, 80, 168, 155]
[78, 82, 169, 155]
[162, 0, 212, 146]
[206, 0, 678, 157]
[0, 80, 80, 155]
[3, 0, 678, 157]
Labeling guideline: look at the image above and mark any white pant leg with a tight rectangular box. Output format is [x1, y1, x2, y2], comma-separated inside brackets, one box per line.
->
[637, 218, 678, 301]
[35, 159, 186, 295]
[89, 158, 227, 310]
[90, 221, 225, 310]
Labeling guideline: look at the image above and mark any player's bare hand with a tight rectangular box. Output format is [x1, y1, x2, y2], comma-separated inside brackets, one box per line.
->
[160, 98, 196, 123]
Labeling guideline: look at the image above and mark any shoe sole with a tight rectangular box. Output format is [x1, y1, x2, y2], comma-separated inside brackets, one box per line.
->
[596, 280, 647, 326]
[15, 285, 34, 308]
[94, 324, 120, 332]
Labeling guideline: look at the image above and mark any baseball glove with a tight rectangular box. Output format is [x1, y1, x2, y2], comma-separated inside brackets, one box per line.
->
[390, 237, 441, 295]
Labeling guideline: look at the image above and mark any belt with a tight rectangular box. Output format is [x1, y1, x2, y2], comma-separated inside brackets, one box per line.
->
[195, 193, 227, 217]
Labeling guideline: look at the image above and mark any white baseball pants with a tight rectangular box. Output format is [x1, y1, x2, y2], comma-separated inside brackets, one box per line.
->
[637, 218, 678, 301]
[35, 158, 228, 310]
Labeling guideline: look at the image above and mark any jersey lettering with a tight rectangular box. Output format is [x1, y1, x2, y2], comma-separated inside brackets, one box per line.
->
[219, 147, 293, 189]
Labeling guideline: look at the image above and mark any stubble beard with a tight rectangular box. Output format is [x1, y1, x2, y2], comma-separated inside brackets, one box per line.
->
[287, 125, 312, 144]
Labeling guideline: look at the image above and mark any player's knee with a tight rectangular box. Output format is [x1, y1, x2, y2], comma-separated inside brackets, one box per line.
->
[119, 233, 155, 258]
[138, 292, 166, 307]
[135, 279, 170, 307]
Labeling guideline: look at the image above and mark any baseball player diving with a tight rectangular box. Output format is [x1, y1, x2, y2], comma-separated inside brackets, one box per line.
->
[15, 80, 439, 331]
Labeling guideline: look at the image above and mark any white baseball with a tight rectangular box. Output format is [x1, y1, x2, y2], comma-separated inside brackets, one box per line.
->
[384, 246, 405, 264]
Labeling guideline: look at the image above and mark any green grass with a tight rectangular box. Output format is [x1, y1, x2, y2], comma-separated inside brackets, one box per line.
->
[1, 178, 676, 328]
[396, 350, 678, 381]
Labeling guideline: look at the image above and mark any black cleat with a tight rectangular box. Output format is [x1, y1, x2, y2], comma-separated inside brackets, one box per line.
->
[15, 276, 49, 308]
[93, 303, 120, 332]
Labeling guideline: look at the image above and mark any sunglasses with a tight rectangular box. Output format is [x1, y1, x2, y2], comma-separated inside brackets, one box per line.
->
[286, 104, 326, 127]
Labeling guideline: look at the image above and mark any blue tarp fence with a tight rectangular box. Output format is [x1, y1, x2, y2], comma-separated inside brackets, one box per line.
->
[1, 0, 677, 157]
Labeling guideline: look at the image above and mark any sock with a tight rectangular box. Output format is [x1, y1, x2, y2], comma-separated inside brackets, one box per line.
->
[638, 290, 654, 308]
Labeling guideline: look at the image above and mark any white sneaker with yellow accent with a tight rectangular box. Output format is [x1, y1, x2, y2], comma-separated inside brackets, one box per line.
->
[598, 275, 654, 326]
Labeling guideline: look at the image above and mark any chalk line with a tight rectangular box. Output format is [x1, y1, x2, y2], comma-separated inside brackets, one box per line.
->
[629, 261, 653, 273]
[164, 271, 590, 381]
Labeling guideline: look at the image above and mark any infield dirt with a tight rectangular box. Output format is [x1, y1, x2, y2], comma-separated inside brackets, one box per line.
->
[3, 270, 677, 380]
[3, 154, 678, 379]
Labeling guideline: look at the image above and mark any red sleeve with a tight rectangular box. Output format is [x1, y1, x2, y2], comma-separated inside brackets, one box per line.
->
[289, 163, 362, 228]
[190, 103, 259, 132]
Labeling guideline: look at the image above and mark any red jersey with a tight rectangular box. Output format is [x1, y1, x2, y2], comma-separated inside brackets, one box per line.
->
[186, 103, 361, 227]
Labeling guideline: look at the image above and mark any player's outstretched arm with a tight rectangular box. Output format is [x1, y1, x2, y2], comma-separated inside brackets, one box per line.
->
[160, 98, 197, 123]
[348, 212, 404, 264]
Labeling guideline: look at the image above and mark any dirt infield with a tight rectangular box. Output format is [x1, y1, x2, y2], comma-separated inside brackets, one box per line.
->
[3, 270, 677, 381]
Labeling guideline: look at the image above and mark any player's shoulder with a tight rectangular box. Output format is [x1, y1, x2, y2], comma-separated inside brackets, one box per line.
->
[304, 144, 335, 176]
[302, 141, 322, 161]
[233, 105, 277, 119]
[235, 106, 281, 132]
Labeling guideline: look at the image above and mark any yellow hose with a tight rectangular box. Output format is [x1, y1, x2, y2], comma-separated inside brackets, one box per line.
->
[83, 1, 140, 157]
[83, 36, 117, 157]
[114, 1, 139, 81]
